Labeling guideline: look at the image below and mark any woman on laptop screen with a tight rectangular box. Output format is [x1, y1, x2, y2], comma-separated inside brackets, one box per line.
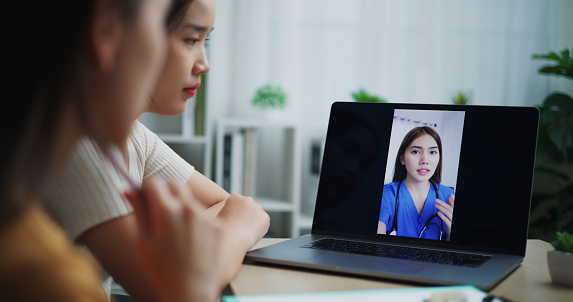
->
[377, 126, 455, 241]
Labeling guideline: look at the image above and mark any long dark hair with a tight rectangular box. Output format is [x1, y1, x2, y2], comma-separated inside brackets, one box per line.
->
[1, 0, 195, 226]
[1, 0, 144, 226]
[392, 126, 443, 184]
[166, 0, 195, 34]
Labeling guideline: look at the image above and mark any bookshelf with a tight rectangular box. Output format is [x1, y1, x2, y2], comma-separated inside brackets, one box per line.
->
[216, 118, 326, 237]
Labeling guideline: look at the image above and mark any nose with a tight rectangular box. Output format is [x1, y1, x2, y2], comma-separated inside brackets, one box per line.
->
[420, 152, 429, 165]
[192, 47, 210, 76]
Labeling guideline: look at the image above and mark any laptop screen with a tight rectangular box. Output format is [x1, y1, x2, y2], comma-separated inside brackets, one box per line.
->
[312, 102, 539, 255]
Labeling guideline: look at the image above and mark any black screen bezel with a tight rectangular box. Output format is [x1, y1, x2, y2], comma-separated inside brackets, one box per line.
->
[311, 102, 539, 256]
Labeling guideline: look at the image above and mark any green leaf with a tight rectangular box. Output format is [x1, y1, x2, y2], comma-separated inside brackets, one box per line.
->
[452, 91, 471, 105]
[551, 231, 573, 253]
[536, 119, 562, 165]
[532, 51, 561, 62]
[561, 49, 571, 69]
[251, 84, 288, 108]
[532, 48, 573, 80]
[541, 93, 573, 151]
[538, 66, 568, 77]
[351, 89, 387, 103]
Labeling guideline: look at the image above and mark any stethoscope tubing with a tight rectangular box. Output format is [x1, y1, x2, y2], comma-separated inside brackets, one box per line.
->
[392, 181, 444, 240]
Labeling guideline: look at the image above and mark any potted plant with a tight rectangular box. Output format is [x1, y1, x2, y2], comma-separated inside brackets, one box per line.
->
[548, 232, 573, 287]
[452, 91, 471, 105]
[351, 89, 387, 103]
[528, 48, 573, 241]
[251, 84, 287, 120]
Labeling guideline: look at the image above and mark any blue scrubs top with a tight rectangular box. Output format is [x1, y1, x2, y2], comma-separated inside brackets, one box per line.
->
[379, 181, 455, 240]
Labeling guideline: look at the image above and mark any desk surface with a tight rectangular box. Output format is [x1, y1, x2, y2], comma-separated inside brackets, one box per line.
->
[229, 239, 573, 301]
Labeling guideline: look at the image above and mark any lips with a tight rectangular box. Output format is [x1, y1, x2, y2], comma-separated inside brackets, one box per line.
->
[417, 169, 430, 176]
[183, 83, 201, 97]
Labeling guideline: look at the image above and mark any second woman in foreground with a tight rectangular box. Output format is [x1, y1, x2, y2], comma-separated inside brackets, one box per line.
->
[44, 0, 270, 300]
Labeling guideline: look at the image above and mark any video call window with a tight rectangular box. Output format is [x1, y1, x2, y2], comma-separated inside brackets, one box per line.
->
[377, 109, 465, 241]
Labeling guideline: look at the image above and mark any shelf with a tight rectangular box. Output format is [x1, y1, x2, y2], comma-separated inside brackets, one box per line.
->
[255, 197, 295, 212]
[157, 134, 209, 144]
[219, 118, 324, 129]
[216, 118, 326, 237]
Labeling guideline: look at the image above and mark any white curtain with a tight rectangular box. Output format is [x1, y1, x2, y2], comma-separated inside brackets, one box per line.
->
[208, 0, 573, 125]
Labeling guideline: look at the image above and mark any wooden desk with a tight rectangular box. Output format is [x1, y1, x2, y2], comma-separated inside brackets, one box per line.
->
[229, 239, 573, 301]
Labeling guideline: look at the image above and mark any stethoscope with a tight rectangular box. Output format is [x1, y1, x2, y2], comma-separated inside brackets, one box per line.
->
[390, 180, 444, 240]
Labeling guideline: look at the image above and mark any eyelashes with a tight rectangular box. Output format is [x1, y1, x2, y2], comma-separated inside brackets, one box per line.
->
[184, 38, 211, 46]
[410, 150, 439, 155]
[184, 39, 199, 46]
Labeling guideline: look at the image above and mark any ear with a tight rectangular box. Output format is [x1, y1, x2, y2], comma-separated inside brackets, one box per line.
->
[400, 155, 404, 165]
[89, 0, 124, 72]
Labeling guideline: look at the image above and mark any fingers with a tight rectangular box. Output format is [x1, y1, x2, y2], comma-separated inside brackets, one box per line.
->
[435, 198, 453, 219]
[436, 194, 455, 237]
[132, 177, 209, 242]
[448, 194, 455, 207]
[436, 211, 451, 229]
[127, 177, 228, 302]
[217, 194, 270, 246]
[139, 177, 196, 239]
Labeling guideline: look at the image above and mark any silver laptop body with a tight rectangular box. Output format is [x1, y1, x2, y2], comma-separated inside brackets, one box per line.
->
[247, 102, 538, 291]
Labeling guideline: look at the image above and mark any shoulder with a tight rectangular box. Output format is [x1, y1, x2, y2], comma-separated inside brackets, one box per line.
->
[73, 137, 105, 161]
[0, 206, 104, 302]
[383, 182, 399, 196]
[384, 181, 400, 189]
[437, 183, 455, 195]
[43, 137, 132, 240]
[55, 137, 112, 177]
[131, 120, 194, 181]
[131, 119, 153, 135]
[130, 120, 159, 144]
[129, 120, 162, 159]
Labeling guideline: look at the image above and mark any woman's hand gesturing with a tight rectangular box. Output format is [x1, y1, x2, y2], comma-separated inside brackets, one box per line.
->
[435, 194, 455, 241]
[125, 177, 226, 302]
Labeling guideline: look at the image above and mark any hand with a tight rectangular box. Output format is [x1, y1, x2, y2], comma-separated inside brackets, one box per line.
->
[125, 177, 225, 302]
[435, 194, 455, 240]
[217, 194, 270, 248]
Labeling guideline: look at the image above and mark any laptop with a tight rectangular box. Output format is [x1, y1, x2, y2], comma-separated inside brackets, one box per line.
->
[246, 102, 539, 291]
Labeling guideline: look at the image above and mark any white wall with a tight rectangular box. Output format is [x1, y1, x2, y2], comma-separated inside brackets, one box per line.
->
[205, 0, 573, 212]
[208, 0, 573, 126]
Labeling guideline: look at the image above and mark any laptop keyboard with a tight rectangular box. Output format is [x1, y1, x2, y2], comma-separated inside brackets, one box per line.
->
[300, 238, 491, 267]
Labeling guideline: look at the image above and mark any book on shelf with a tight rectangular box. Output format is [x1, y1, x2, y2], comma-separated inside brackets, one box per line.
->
[310, 139, 323, 176]
[194, 74, 206, 136]
[242, 128, 258, 197]
[230, 131, 244, 195]
[221, 129, 258, 196]
[222, 134, 232, 192]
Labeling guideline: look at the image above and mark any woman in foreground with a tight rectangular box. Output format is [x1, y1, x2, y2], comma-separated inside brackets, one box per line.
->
[44, 0, 269, 299]
[1, 0, 240, 301]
